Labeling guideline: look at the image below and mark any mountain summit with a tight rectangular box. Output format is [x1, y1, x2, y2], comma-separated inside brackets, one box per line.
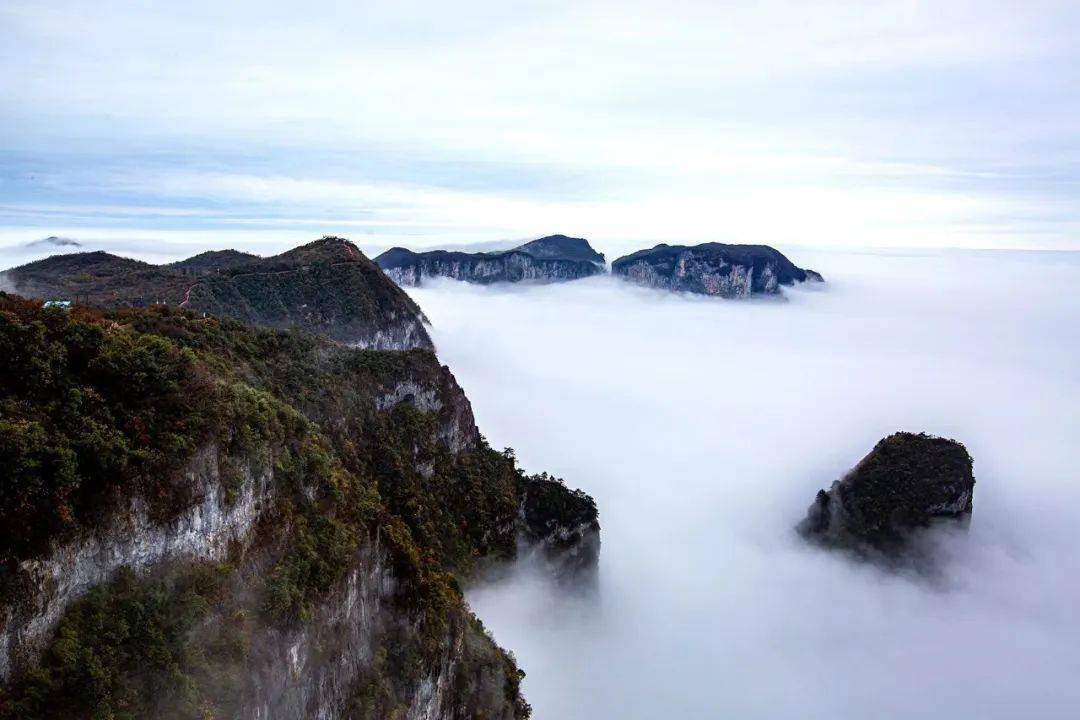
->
[612, 243, 822, 298]
[512, 234, 605, 265]
[6, 236, 432, 350]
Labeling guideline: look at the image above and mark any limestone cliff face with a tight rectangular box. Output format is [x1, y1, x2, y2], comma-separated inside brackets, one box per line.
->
[237, 539, 521, 720]
[517, 474, 601, 582]
[0, 375, 532, 718]
[1, 459, 520, 719]
[1, 360, 479, 656]
[374, 375, 479, 454]
[375, 236, 606, 287]
[0, 298, 597, 719]
[344, 311, 431, 352]
[0, 444, 272, 681]
[612, 243, 822, 298]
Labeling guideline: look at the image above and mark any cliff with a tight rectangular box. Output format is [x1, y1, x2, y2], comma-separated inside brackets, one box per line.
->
[4, 237, 432, 351]
[518, 473, 601, 582]
[0, 295, 599, 718]
[797, 432, 974, 561]
[611, 243, 822, 297]
[374, 235, 605, 287]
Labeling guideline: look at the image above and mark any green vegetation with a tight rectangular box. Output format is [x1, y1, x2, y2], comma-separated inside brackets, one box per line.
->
[5, 236, 432, 346]
[0, 292, 552, 718]
[0, 297, 212, 568]
[519, 472, 599, 548]
[2, 564, 248, 720]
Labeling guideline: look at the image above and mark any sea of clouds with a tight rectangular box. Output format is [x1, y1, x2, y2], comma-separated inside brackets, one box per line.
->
[409, 248, 1080, 720]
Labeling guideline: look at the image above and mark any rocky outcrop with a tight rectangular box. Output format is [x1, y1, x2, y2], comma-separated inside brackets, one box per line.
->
[243, 540, 397, 719]
[797, 432, 975, 559]
[237, 539, 524, 720]
[0, 444, 272, 681]
[344, 310, 431, 352]
[375, 235, 605, 287]
[5, 236, 433, 350]
[612, 243, 822, 297]
[375, 373, 480, 455]
[518, 474, 600, 581]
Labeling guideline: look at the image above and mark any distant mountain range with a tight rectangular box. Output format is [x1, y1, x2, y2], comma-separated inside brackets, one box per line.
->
[4, 236, 432, 350]
[375, 234, 606, 286]
[7, 234, 826, 341]
[377, 234, 823, 298]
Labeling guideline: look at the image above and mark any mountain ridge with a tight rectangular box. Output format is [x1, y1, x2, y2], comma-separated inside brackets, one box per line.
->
[4, 236, 433, 350]
[375, 234, 606, 286]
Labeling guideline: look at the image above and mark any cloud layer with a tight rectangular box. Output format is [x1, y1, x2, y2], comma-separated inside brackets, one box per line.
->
[410, 247, 1080, 718]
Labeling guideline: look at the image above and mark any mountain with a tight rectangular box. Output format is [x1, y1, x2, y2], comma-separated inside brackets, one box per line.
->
[5, 237, 432, 350]
[797, 432, 974, 563]
[0, 293, 598, 719]
[611, 243, 823, 297]
[168, 249, 260, 273]
[25, 236, 81, 249]
[374, 235, 606, 287]
[512, 234, 605, 265]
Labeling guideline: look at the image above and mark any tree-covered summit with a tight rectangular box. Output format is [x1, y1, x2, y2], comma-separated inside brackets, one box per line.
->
[5, 236, 433, 349]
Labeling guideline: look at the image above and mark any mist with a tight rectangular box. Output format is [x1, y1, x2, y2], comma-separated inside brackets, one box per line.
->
[408, 248, 1080, 719]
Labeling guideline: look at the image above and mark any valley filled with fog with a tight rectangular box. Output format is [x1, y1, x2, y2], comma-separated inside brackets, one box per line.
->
[410, 248, 1080, 720]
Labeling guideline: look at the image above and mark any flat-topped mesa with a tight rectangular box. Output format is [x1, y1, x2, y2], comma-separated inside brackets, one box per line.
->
[797, 432, 975, 562]
[513, 234, 606, 266]
[374, 234, 606, 287]
[5, 236, 433, 350]
[611, 243, 823, 298]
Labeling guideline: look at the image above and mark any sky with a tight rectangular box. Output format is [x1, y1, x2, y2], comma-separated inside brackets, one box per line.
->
[1, 0, 1079, 256]
[412, 248, 1080, 718]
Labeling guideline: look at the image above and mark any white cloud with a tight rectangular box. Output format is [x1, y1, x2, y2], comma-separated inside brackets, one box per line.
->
[411, 249, 1080, 718]
[79, 168, 1072, 252]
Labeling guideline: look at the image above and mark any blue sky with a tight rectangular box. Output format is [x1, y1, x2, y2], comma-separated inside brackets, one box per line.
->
[1, 0, 1078, 258]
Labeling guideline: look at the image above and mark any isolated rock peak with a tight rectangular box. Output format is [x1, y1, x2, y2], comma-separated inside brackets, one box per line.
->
[612, 242, 822, 298]
[798, 432, 975, 560]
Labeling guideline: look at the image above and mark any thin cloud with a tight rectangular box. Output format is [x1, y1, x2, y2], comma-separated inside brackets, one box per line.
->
[1, 0, 1078, 249]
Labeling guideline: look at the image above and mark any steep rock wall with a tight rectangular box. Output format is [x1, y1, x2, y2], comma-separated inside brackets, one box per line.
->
[0, 298, 597, 719]
[612, 243, 822, 297]
[378, 250, 604, 287]
[0, 444, 272, 681]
